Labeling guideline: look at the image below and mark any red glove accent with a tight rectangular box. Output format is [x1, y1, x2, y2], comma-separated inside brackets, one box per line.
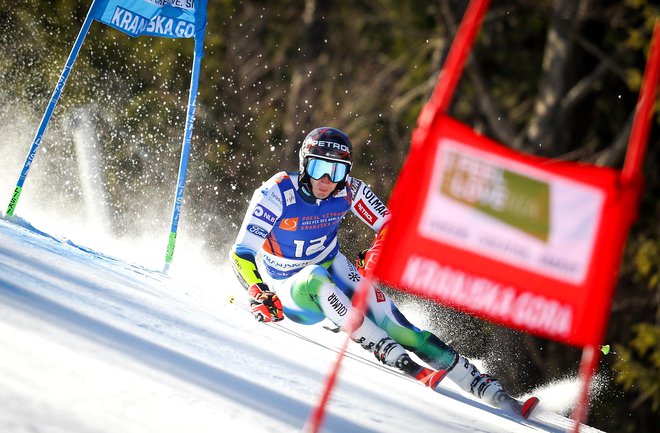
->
[355, 226, 388, 277]
[247, 283, 284, 322]
[355, 249, 369, 276]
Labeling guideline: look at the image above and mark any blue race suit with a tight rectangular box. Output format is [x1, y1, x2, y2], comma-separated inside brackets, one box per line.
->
[230, 171, 457, 370]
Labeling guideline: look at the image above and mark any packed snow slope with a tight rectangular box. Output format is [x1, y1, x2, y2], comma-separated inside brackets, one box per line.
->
[0, 216, 605, 433]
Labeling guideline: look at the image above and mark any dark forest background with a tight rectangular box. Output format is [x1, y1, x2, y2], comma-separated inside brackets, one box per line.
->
[0, 1, 658, 432]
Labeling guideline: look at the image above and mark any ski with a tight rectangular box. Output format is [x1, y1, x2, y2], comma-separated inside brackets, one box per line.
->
[228, 293, 536, 418]
[415, 367, 448, 390]
[228, 293, 449, 390]
[519, 396, 540, 419]
[501, 395, 540, 419]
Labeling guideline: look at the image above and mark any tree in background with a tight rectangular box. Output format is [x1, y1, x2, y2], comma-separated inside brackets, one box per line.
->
[0, 1, 657, 431]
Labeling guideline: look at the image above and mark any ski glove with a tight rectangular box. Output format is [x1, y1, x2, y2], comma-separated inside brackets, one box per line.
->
[355, 225, 388, 277]
[355, 247, 381, 277]
[355, 248, 370, 276]
[247, 283, 284, 323]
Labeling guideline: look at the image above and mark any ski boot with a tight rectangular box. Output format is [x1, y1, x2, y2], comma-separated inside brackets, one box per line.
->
[446, 355, 539, 418]
[352, 320, 446, 388]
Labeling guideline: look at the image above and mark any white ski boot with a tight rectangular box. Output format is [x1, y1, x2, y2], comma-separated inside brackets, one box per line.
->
[317, 282, 447, 388]
[446, 355, 512, 407]
[352, 321, 447, 388]
[445, 355, 540, 418]
[350, 316, 406, 366]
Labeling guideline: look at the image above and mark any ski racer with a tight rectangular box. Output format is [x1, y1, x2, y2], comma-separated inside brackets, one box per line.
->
[230, 126, 532, 414]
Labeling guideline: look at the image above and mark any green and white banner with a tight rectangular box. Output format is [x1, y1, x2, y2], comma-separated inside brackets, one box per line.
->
[419, 139, 605, 285]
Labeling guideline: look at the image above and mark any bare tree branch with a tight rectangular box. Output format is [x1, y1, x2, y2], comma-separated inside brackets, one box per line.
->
[438, 0, 518, 145]
[524, 0, 583, 155]
[594, 110, 634, 166]
[283, 0, 329, 156]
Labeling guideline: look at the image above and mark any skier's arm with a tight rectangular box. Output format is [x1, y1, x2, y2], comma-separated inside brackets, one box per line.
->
[348, 178, 391, 231]
[230, 176, 284, 287]
[230, 248, 264, 289]
[355, 223, 389, 276]
[355, 224, 387, 276]
[348, 178, 391, 276]
[229, 176, 285, 322]
[230, 247, 283, 322]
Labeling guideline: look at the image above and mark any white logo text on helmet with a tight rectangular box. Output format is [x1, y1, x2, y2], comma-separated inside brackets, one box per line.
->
[311, 140, 350, 153]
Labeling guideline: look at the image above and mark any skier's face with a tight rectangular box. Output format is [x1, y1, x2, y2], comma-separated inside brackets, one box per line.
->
[309, 176, 337, 199]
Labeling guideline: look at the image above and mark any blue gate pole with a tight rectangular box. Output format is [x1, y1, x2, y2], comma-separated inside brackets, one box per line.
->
[163, 36, 205, 273]
[6, 5, 97, 216]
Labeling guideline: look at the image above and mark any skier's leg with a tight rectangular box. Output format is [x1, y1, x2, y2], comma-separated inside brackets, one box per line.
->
[268, 265, 327, 325]
[375, 300, 514, 406]
[277, 263, 415, 368]
[328, 253, 457, 368]
[443, 355, 519, 408]
[329, 253, 515, 406]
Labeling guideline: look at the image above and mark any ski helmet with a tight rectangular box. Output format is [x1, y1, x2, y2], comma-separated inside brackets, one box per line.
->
[299, 127, 353, 193]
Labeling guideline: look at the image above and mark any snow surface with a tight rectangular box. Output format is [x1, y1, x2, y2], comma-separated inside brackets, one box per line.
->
[0, 216, 606, 433]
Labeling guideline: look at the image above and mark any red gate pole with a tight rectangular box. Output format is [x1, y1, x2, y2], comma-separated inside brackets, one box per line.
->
[571, 345, 601, 432]
[572, 18, 660, 433]
[621, 19, 660, 186]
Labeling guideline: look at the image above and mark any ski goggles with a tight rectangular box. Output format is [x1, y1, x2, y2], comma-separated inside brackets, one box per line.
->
[306, 158, 350, 183]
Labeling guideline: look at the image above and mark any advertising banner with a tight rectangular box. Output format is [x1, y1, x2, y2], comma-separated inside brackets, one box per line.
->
[420, 139, 604, 286]
[375, 115, 640, 347]
[91, 0, 207, 40]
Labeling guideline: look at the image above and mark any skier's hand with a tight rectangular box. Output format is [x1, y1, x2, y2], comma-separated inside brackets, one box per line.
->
[247, 283, 284, 322]
[355, 246, 382, 277]
[355, 248, 371, 277]
[355, 226, 388, 277]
